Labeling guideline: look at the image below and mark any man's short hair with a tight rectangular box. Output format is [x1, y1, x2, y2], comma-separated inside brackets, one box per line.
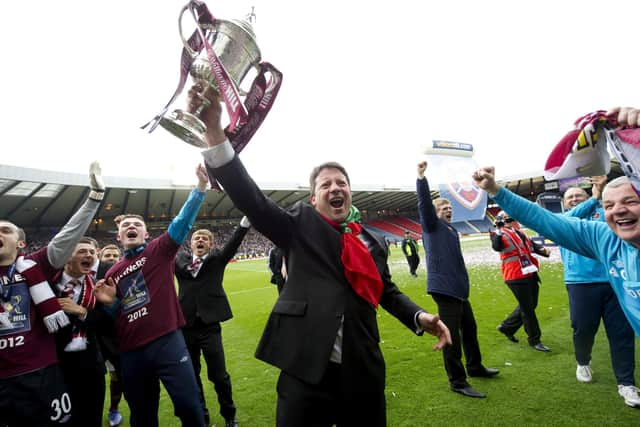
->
[604, 175, 631, 194]
[309, 162, 350, 195]
[562, 185, 588, 199]
[0, 220, 25, 242]
[191, 229, 213, 242]
[117, 214, 145, 227]
[101, 244, 121, 255]
[77, 236, 99, 249]
[433, 198, 451, 209]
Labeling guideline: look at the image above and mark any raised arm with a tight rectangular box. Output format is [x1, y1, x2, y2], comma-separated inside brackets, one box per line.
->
[193, 84, 294, 248]
[48, 162, 104, 268]
[167, 165, 207, 245]
[416, 161, 439, 232]
[472, 166, 604, 261]
[218, 216, 250, 263]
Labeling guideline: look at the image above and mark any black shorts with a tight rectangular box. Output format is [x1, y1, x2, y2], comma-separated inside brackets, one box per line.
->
[0, 364, 72, 426]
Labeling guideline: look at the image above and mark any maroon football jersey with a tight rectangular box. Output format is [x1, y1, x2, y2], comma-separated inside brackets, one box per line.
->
[0, 247, 59, 378]
[106, 233, 185, 353]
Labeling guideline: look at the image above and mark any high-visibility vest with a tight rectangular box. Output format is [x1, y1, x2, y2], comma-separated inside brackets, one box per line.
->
[498, 228, 539, 281]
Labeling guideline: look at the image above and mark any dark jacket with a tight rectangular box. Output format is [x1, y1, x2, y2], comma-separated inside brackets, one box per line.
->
[208, 155, 424, 393]
[417, 177, 470, 300]
[175, 225, 248, 326]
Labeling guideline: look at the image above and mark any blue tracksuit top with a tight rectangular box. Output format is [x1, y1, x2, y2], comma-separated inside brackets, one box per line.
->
[560, 197, 609, 284]
[493, 187, 640, 337]
[417, 177, 470, 300]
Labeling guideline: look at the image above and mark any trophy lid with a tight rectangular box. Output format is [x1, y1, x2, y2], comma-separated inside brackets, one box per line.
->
[230, 18, 257, 40]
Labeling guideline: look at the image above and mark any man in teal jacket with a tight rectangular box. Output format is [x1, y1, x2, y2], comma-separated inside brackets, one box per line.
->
[471, 106, 640, 407]
[561, 177, 637, 406]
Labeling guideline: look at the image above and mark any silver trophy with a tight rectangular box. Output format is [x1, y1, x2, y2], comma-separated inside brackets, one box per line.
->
[159, 13, 261, 148]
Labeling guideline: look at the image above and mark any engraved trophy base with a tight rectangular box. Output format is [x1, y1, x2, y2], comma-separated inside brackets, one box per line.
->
[159, 110, 208, 148]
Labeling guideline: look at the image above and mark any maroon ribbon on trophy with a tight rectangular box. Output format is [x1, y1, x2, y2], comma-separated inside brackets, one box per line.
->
[142, 0, 282, 169]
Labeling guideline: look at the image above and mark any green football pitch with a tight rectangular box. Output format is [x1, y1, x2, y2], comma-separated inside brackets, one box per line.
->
[106, 239, 640, 426]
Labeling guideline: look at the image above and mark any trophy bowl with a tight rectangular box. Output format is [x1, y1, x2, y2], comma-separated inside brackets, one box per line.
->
[159, 18, 262, 148]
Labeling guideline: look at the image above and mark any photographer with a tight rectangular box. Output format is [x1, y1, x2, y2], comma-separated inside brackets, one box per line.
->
[490, 212, 551, 352]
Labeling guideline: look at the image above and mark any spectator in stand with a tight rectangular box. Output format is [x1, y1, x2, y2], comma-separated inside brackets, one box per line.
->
[94, 165, 209, 427]
[417, 161, 498, 399]
[0, 162, 104, 426]
[175, 219, 250, 427]
[491, 211, 551, 352]
[560, 176, 638, 406]
[401, 231, 420, 277]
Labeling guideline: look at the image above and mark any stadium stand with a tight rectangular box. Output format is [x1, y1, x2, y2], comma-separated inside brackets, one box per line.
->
[386, 216, 422, 234]
[362, 225, 403, 244]
[468, 217, 494, 233]
[365, 220, 410, 239]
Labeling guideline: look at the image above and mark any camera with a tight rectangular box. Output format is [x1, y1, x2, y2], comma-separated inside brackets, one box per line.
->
[494, 215, 505, 228]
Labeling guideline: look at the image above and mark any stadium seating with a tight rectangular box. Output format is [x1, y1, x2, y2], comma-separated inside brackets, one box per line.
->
[386, 216, 422, 234]
[365, 219, 410, 238]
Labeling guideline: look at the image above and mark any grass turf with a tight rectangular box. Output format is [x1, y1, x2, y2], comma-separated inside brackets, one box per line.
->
[106, 240, 640, 426]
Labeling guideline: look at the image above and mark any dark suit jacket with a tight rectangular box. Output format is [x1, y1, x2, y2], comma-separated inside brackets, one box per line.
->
[175, 225, 248, 326]
[208, 156, 424, 393]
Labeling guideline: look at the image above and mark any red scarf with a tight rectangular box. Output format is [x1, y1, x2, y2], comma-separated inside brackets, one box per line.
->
[321, 215, 384, 307]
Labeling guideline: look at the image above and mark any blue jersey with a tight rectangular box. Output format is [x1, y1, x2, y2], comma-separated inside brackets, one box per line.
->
[559, 197, 609, 284]
[493, 187, 640, 337]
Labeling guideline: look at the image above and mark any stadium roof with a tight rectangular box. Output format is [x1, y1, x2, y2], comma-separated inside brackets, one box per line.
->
[0, 161, 624, 231]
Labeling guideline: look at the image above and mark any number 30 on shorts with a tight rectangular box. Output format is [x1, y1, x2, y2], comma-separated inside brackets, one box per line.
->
[50, 392, 72, 422]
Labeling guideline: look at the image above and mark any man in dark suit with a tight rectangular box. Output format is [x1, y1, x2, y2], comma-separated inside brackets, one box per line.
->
[191, 85, 451, 426]
[175, 219, 250, 427]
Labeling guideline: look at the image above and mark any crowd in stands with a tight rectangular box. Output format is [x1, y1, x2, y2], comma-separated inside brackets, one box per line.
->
[21, 223, 275, 260]
[22, 213, 498, 260]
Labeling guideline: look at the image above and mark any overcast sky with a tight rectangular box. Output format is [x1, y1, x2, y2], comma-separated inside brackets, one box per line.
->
[2, 0, 638, 189]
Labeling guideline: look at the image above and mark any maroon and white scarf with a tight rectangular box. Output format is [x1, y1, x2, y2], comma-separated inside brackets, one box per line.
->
[545, 111, 640, 193]
[14, 256, 69, 333]
[56, 274, 96, 352]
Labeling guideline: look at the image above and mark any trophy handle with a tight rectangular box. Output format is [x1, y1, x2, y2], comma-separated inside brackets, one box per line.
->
[178, 3, 197, 57]
[237, 63, 262, 97]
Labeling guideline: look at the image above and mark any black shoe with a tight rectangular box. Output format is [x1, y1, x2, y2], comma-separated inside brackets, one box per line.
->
[468, 367, 500, 378]
[450, 384, 487, 398]
[532, 342, 551, 352]
[225, 419, 239, 427]
[496, 325, 518, 343]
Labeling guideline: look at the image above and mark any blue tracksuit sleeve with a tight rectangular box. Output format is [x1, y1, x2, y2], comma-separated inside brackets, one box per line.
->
[167, 188, 205, 245]
[492, 187, 605, 261]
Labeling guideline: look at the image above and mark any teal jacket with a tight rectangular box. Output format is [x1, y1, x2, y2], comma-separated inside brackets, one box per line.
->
[559, 197, 609, 284]
[493, 187, 640, 338]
